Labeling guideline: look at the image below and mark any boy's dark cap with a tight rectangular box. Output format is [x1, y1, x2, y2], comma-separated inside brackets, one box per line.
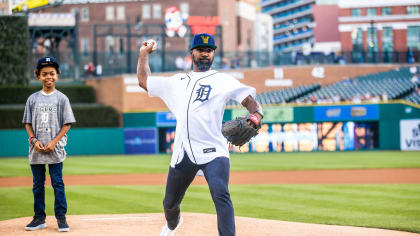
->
[36, 56, 59, 70]
[190, 33, 217, 50]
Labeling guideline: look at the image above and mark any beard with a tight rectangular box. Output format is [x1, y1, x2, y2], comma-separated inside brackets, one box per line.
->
[193, 55, 214, 72]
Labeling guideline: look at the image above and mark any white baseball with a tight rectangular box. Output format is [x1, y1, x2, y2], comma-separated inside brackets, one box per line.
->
[146, 39, 157, 51]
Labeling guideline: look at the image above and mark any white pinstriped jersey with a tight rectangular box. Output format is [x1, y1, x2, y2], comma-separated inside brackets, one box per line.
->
[147, 69, 256, 167]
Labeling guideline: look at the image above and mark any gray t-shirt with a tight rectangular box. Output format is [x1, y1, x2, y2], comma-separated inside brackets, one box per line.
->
[22, 90, 76, 164]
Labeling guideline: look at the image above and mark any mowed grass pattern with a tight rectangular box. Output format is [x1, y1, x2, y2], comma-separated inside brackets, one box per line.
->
[0, 184, 419, 233]
[1, 151, 420, 177]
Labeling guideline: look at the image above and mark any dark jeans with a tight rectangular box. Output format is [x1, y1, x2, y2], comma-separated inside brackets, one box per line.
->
[163, 153, 235, 236]
[30, 162, 67, 219]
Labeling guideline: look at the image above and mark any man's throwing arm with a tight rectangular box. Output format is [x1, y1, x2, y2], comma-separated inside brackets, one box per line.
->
[136, 41, 157, 91]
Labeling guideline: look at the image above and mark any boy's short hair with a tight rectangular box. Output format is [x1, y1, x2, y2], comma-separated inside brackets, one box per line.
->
[35, 56, 60, 75]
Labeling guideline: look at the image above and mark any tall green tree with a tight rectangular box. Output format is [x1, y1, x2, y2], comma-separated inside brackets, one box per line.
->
[0, 16, 29, 85]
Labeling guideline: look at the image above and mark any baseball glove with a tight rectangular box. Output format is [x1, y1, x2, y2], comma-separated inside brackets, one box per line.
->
[222, 115, 261, 147]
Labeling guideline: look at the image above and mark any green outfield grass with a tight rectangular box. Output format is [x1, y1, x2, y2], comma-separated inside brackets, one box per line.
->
[1, 184, 419, 233]
[0, 151, 419, 177]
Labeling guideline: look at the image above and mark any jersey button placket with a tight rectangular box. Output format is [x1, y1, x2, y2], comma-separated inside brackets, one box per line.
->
[185, 76, 197, 163]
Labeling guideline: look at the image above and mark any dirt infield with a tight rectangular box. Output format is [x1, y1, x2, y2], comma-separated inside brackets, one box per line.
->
[1, 168, 420, 187]
[1, 213, 419, 236]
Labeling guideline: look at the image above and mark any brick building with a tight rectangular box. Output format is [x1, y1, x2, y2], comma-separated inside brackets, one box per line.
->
[0, 0, 9, 15]
[338, 0, 420, 62]
[37, 0, 258, 54]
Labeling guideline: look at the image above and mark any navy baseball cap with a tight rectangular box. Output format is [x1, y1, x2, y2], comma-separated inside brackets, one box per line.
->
[36, 56, 59, 70]
[190, 33, 217, 50]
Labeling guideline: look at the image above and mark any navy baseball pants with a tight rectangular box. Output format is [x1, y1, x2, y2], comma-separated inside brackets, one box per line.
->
[163, 152, 235, 236]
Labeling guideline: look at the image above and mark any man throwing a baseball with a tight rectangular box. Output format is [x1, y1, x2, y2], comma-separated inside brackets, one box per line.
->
[137, 34, 263, 236]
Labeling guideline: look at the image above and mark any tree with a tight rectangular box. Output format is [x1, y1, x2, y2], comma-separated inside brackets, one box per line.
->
[0, 16, 29, 85]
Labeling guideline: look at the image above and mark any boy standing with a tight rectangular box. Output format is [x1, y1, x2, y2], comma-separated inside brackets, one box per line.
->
[22, 56, 76, 232]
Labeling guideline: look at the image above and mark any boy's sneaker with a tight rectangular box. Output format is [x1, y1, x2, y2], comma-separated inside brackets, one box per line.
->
[57, 217, 70, 232]
[160, 216, 183, 236]
[25, 217, 46, 231]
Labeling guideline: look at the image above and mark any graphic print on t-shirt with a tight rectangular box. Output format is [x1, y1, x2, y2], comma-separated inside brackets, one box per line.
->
[35, 103, 57, 133]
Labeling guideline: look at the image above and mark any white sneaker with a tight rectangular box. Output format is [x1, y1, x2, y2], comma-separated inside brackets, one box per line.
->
[160, 216, 183, 236]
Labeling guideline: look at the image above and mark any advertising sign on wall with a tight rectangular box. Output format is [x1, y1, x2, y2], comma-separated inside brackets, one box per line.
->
[159, 121, 378, 153]
[230, 121, 377, 153]
[314, 105, 379, 121]
[232, 107, 293, 123]
[156, 112, 177, 127]
[400, 119, 420, 151]
[124, 128, 158, 154]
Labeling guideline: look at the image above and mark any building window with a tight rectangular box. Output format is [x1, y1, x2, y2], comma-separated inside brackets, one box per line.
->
[119, 37, 125, 54]
[382, 7, 391, 15]
[367, 27, 378, 52]
[71, 8, 79, 15]
[135, 16, 142, 24]
[153, 4, 161, 19]
[351, 8, 361, 16]
[407, 6, 419, 15]
[142, 4, 151, 19]
[81, 38, 89, 55]
[367, 8, 376, 16]
[382, 27, 393, 52]
[106, 6, 114, 21]
[106, 36, 114, 54]
[117, 6, 125, 20]
[180, 3, 189, 17]
[352, 27, 363, 51]
[81, 7, 89, 22]
[407, 26, 420, 49]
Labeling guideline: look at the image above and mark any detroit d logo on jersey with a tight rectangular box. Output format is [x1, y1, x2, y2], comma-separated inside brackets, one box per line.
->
[194, 84, 212, 102]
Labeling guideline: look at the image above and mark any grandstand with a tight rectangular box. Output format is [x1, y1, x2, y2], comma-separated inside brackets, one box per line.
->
[404, 89, 420, 104]
[227, 83, 321, 106]
[296, 67, 418, 104]
[228, 67, 420, 107]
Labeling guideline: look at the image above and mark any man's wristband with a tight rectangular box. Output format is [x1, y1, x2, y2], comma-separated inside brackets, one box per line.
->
[254, 109, 264, 119]
[249, 114, 261, 126]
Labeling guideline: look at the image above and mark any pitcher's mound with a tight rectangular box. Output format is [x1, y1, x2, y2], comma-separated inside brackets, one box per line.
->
[0, 212, 418, 236]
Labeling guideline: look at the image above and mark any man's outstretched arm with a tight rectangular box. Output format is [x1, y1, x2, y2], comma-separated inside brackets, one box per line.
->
[137, 41, 156, 91]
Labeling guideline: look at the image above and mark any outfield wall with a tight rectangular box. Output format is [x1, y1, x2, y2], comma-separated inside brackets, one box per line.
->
[0, 128, 124, 157]
[1, 102, 419, 157]
[124, 102, 418, 153]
